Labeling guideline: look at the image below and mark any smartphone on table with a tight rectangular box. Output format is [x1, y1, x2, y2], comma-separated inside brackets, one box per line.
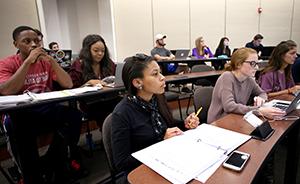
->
[222, 150, 250, 171]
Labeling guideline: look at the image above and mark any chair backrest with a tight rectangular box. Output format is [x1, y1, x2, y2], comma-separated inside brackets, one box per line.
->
[191, 65, 215, 86]
[191, 65, 214, 72]
[102, 113, 117, 175]
[193, 86, 214, 123]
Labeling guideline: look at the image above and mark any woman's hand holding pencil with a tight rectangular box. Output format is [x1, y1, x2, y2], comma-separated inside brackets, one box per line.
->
[184, 107, 201, 129]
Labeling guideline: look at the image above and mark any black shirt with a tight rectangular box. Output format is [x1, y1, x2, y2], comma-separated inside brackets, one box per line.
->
[111, 97, 169, 173]
[245, 41, 264, 54]
[292, 56, 300, 84]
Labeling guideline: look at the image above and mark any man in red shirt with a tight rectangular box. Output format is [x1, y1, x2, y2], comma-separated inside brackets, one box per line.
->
[0, 26, 83, 184]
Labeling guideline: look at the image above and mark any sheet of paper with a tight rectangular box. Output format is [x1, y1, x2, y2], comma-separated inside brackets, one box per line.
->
[195, 155, 227, 183]
[0, 94, 32, 105]
[66, 86, 102, 95]
[31, 91, 71, 100]
[31, 86, 102, 101]
[133, 133, 225, 184]
[244, 111, 263, 127]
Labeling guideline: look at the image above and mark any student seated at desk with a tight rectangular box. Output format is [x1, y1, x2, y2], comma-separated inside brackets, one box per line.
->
[111, 54, 199, 175]
[68, 34, 121, 129]
[207, 47, 286, 123]
[192, 36, 214, 59]
[214, 37, 231, 70]
[215, 37, 231, 58]
[0, 26, 83, 184]
[48, 41, 60, 52]
[151, 33, 190, 92]
[259, 40, 300, 97]
[245, 34, 264, 56]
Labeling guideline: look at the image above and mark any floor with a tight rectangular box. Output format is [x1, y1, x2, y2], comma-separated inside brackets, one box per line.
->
[1, 91, 300, 184]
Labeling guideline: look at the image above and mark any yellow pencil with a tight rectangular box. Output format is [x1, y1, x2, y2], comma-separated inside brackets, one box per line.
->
[195, 107, 203, 116]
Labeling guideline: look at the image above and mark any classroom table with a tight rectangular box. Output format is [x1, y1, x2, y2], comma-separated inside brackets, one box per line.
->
[127, 94, 300, 184]
[0, 86, 125, 113]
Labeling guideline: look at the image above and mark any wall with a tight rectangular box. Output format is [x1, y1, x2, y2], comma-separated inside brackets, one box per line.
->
[291, 0, 300, 45]
[111, 0, 300, 62]
[98, 0, 116, 60]
[111, 0, 153, 62]
[0, 0, 40, 58]
[2, 0, 299, 61]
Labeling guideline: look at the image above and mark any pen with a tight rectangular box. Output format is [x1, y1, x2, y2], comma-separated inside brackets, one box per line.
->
[195, 107, 203, 117]
[188, 107, 202, 128]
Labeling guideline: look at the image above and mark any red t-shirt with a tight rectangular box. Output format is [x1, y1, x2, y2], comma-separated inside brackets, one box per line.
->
[0, 54, 55, 94]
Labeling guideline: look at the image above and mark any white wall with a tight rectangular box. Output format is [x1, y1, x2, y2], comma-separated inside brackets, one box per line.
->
[40, 0, 101, 54]
[111, 0, 300, 61]
[112, 0, 153, 62]
[190, 0, 226, 53]
[226, 0, 260, 49]
[98, 0, 116, 61]
[0, 0, 40, 58]
[260, 0, 294, 45]
[291, 0, 300, 45]
[152, 0, 190, 49]
[3, 0, 300, 61]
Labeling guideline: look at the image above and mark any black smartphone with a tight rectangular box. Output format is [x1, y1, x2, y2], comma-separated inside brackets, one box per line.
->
[222, 150, 250, 171]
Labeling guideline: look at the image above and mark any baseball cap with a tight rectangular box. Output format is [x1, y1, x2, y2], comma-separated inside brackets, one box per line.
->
[155, 34, 166, 41]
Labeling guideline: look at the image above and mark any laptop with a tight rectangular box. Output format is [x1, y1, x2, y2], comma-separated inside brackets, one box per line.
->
[174, 49, 190, 59]
[270, 92, 300, 114]
[55, 50, 72, 68]
[104, 62, 124, 88]
[261, 46, 275, 57]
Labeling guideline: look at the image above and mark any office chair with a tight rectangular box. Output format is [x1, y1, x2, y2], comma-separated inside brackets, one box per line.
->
[164, 91, 183, 120]
[185, 65, 214, 115]
[191, 65, 215, 88]
[102, 113, 126, 184]
[193, 86, 214, 123]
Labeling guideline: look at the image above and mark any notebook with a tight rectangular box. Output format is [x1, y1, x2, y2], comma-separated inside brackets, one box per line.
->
[174, 49, 190, 59]
[104, 62, 124, 88]
[270, 92, 300, 114]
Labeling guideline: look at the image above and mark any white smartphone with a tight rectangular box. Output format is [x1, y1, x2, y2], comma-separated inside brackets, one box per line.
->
[222, 150, 250, 171]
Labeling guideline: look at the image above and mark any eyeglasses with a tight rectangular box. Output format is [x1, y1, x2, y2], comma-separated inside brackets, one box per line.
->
[244, 60, 259, 68]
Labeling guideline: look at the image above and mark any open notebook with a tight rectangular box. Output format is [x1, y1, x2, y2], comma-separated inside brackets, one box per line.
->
[0, 86, 102, 106]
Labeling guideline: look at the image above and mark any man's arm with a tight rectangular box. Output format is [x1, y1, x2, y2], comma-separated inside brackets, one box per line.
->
[45, 55, 73, 88]
[0, 61, 32, 95]
[154, 54, 175, 61]
[0, 48, 44, 95]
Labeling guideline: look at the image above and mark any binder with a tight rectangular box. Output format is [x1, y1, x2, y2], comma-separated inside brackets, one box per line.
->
[132, 124, 251, 184]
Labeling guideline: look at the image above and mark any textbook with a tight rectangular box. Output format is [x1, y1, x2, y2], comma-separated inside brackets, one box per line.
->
[132, 124, 251, 184]
[0, 86, 102, 106]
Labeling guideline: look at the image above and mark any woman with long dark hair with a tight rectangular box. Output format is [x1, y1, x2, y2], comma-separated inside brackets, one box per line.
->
[215, 37, 231, 57]
[69, 34, 120, 128]
[259, 40, 300, 97]
[111, 54, 199, 175]
[69, 34, 115, 87]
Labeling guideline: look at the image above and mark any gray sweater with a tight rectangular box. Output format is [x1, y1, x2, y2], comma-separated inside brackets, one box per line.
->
[207, 71, 267, 123]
